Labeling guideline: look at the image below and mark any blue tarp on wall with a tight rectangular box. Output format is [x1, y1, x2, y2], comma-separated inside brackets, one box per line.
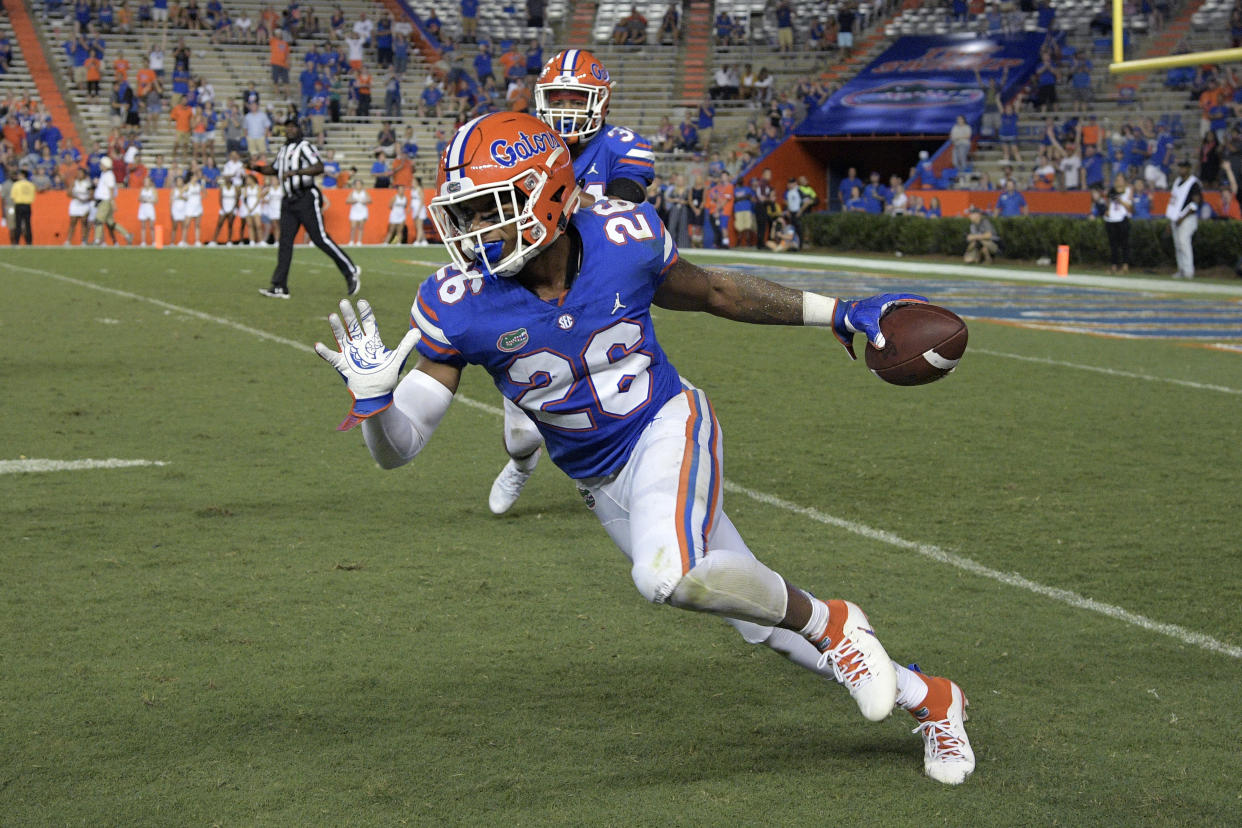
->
[796, 33, 1048, 136]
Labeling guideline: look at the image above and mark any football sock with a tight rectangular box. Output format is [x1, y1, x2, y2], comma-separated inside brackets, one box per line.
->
[797, 595, 830, 644]
[894, 662, 930, 712]
[723, 620, 843, 684]
[768, 627, 843, 681]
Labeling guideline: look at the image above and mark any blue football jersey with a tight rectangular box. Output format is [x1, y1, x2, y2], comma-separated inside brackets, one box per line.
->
[412, 199, 682, 479]
[573, 124, 655, 200]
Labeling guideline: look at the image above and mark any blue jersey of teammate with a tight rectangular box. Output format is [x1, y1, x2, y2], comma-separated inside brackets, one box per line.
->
[412, 199, 681, 478]
[571, 124, 655, 200]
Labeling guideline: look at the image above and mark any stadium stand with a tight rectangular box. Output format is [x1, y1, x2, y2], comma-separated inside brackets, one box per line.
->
[7, 0, 1242, 249]
[27, 0, 568, 183]
[1, 1, 83, 185]
[955, 0, 1205, 192]
[0, 11, 33, 102]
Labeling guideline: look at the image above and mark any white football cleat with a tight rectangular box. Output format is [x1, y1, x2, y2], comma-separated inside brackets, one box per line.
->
[911, 673, 975, 785]
[488, 449, 540, 515]
[814, 600, 897, 722]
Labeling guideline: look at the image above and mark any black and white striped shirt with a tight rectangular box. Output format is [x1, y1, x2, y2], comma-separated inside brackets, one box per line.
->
[274, 139, 321, 198]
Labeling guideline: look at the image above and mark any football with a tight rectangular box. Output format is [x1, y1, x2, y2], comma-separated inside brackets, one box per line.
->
[864, 303, 968, 386]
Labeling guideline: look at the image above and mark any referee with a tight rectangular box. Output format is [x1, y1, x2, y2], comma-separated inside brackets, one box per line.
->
[249, 117, 359, 299]
[9, 170, 36, 245]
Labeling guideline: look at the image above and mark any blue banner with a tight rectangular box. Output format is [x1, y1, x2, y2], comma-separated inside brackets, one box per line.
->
[796, 33, 1048, 136]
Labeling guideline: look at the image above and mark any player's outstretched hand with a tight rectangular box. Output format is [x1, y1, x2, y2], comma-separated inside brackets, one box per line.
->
[832, 293, 928, 359]
[315, 298, 421, 431]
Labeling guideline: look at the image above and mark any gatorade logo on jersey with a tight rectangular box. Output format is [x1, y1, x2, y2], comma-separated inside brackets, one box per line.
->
[490, 130, 560, 167]
[497, 327, 529, 352]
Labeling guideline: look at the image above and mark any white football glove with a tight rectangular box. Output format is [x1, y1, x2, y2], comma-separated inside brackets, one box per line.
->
[315, 298, 421, 431]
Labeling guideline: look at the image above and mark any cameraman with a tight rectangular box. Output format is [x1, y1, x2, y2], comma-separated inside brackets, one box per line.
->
[1103, 173, 1133, 274]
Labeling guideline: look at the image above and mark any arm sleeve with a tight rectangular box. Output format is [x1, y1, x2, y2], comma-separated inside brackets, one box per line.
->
[361, 368, 455, 468]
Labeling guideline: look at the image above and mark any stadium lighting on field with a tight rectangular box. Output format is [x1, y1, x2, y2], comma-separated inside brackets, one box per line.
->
[1109, 0, 1242, 73]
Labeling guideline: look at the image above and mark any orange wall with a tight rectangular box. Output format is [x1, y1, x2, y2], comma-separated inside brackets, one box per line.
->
[739, 139, 828, 197]
[5, 188, 436, 246]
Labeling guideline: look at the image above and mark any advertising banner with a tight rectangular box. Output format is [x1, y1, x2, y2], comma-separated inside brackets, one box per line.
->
[797, 33, 1047, 136]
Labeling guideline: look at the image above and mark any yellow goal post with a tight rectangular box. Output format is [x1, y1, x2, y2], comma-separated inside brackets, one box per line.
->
[1109, 0, 1242, 73]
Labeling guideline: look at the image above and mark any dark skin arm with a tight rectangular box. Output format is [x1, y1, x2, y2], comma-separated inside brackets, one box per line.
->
[604, 176, 648, 204]
[653, 257, 804, 324]
[248, 159, 325, 176]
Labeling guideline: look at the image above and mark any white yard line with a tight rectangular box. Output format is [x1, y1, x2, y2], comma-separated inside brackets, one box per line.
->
[7, 260, 1239, 659]
[689, 247, 1242, 297]
[971, 348, 1242, 395]
[1, 261, 316, 354]
[724, 482, 1242, 660]
[1, 458, 167, 474]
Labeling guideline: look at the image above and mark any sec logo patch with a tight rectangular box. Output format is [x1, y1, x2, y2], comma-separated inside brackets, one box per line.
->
[557, 314, 575, 330]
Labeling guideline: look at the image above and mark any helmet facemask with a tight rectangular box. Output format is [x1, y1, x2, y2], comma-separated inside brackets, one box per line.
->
[535, 83, 610, 145]
[430, 168, 560, 278]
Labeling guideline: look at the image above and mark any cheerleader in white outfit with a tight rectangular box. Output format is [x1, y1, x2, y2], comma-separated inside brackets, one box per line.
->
[347, 178, 370, 245]
[385, 186, 408, 244]
[170, 169, 189, 246]
[408, 176, 428, 244]
[211, 178, 238, 245]
[184, 172, 205, 246]
[238, 175, 262, 245]
[260, 181, 281, 245]
[137, 178, 159, 246]
[67, 168, 94, 246]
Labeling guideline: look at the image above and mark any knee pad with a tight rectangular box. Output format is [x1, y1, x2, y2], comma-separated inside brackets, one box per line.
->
[502, 399, 543, 459]
[666, 549, 788, 626]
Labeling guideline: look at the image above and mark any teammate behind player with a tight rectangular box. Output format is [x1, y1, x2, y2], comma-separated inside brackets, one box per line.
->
[93, 157, 135, 246]
[314, 112, 975, 785]
[486, 47, 658, 515]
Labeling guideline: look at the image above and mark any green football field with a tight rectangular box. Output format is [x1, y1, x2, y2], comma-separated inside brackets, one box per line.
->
[2, 246, 1240, 825]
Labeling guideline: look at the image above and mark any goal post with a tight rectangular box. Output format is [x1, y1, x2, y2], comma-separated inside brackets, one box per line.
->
[1109, 0, 1242, 73]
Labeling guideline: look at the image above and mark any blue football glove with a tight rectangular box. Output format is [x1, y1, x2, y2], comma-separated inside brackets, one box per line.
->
[832, 293, 928, 360]
[315, 298, 421, 431]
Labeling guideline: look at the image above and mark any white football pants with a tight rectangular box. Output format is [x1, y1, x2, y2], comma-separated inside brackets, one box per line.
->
[501, 396, 544, 459]
[576, 387, 839, 682]
[1174, 215, 1197, 278]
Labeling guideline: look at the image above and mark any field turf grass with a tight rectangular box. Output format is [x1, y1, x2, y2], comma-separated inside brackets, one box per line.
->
[2, 246, 1240, 825]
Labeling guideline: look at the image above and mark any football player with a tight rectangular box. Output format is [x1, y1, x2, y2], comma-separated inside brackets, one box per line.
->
[314, 113, 975, 785]
[486, 48, 658, 514]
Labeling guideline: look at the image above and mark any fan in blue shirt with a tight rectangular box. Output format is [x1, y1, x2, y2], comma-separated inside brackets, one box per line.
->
[996, 183, 1028, 217]
[1131, 182, 1152, 219]
[837, 168, 862, 205]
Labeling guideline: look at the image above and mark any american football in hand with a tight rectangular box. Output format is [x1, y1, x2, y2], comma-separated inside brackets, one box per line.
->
[864, 303, 968, 386]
